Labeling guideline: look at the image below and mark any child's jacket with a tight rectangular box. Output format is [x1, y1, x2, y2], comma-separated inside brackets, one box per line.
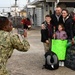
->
[55, 30, 67, 40]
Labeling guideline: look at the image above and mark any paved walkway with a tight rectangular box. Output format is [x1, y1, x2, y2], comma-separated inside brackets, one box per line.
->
[7, 27, 75, 75]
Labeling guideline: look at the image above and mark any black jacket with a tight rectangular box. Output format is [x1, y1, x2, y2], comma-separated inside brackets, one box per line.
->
[41, 21, 53, 42]
[63, 16, 74, 39]
[51, 14, 63, 31]
[72, 20, 75, 36]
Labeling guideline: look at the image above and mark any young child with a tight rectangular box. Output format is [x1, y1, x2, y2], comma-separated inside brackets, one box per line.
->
[0, 16, 30, 75]
[53, 24, 67, 66]
[53, 24, 67, 40]
[41, 15, 53, 53]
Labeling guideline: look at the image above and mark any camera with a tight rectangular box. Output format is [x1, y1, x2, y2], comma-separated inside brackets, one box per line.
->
[18, 29, 24, 35]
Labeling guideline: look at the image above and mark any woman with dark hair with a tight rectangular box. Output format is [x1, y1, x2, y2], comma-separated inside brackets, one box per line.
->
[62, 9, 74, 41]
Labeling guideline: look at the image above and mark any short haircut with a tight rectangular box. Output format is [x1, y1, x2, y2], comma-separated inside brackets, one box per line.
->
[0, 16, 9, 30]
[45, 15, 51, 18]
[56, 6, 62, 9]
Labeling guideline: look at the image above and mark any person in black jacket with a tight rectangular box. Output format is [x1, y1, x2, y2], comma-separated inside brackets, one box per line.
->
[62, 9, 74, 41]
[41, 15, 53, 53]
[51, 7, 63, 31]
[72, 14, 75, 36]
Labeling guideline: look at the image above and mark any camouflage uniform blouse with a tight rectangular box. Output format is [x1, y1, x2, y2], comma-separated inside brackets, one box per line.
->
[0, 30, 30, 75]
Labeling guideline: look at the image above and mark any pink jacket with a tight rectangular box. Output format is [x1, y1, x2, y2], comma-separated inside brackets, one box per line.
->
[55, 30, 67, 40]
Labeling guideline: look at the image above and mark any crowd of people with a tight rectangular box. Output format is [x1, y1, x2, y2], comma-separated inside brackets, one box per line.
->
[41, 7, 75, 53]
[41, 7, 75, 66]
[0, 6, 75, 74]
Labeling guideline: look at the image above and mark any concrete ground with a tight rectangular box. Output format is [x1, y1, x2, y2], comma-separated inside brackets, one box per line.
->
[7, 27, 75, 75]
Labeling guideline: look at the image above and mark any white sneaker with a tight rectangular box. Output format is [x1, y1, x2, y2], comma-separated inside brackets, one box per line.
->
[61, 62, 64, 66]
[59, 61, 62, 66]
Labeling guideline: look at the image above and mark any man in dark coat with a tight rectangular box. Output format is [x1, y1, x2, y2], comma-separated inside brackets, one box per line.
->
[51, 7, 63, 31]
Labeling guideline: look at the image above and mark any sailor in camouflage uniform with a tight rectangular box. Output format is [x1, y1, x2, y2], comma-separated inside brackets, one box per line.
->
[0, 16, 30, 75]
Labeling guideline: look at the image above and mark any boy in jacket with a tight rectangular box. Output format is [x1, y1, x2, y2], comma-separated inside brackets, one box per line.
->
[41, 15, 53, 53]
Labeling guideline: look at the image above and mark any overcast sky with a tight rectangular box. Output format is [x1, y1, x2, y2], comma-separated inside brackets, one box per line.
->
[0, 0, 34, 12]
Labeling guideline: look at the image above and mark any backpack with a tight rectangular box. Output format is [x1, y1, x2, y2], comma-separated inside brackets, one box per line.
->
[65, 44, 75, 70]
[43, 51, 59, 70]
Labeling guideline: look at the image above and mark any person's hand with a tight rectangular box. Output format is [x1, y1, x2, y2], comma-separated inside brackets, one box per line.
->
[23, 29, 27, 37]
[21, 22, 23, 24]
[53, 34, 56, 39]
[41, 24, 46, 29]
[72, 38, 74, 44]
[46, 40, 49, 44]
[60, 38, 64, 41]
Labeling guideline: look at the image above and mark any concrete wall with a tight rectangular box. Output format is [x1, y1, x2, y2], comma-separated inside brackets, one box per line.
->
[34, 2, 51, 26]
[35, 2, 75, 26]
[28, 0, 75, 26]
[43, 2, 50, 20]
[35, 8, 42, 26]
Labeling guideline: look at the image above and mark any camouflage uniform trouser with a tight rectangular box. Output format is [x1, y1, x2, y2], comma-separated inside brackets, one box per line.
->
[0, 63, 10, 75]
[43, 39, 52, 53]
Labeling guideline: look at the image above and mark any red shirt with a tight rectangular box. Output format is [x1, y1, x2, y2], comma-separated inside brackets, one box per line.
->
[21, 19, 26, 24]
[47, 24, 52, 38]
[21, 19, 31, 26]
[26, 20, 31, 26]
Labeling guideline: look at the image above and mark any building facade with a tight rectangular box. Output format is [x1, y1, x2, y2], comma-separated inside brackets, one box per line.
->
[27, 0, 75, 26]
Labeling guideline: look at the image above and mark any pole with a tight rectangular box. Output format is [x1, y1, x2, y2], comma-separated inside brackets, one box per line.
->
[54, 0, 59, 9]
[57, 0, 59, 3]
[15, 0, 17, 16]
[15, 0, 17, 27]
